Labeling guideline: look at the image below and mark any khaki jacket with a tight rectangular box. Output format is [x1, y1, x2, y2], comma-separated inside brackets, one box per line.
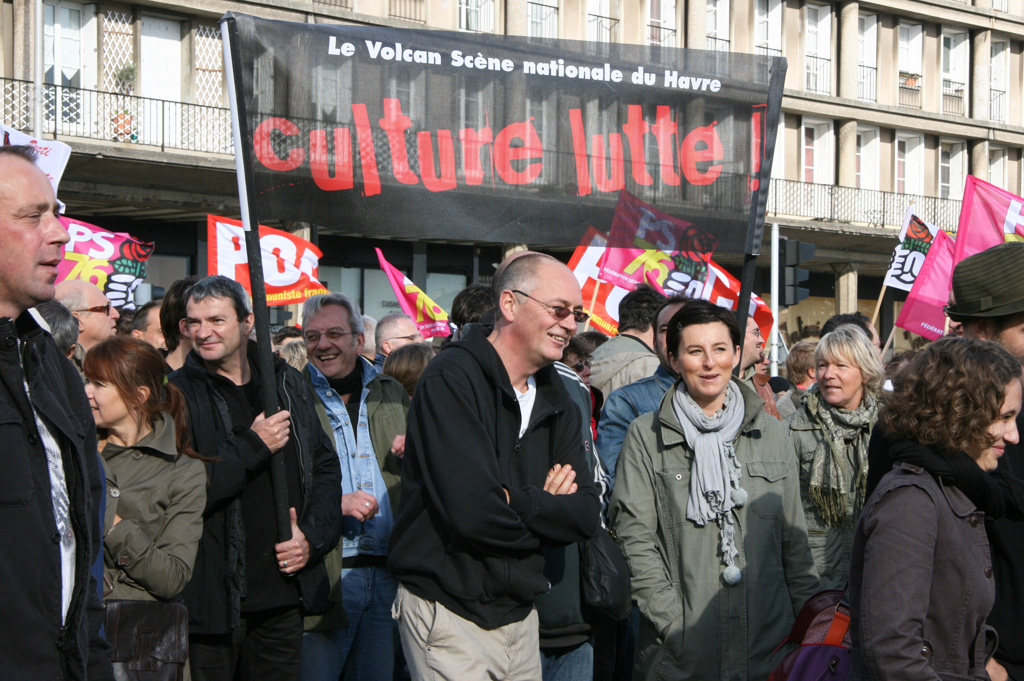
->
[102, 412, 207, 601]
[610, 379, 820, 681]
[590, 333, 660, 396]
[784, 403, 860, 588]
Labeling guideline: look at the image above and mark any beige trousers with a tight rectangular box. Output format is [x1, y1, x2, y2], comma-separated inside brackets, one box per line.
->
[392, 583, 542, 681]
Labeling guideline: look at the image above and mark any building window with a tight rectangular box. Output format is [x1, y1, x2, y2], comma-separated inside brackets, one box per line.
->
[898, 23, 922, 109]
[856, 126, 879, 191]
[194, 24, 224, 108]
[528, 0, 558, 39]
[706, 0, 730, 51]
[941, 30, 968, 116]
[895, 132, 923, 195]
[755, 0, 782, 57]
[587, 0, 619, 43]
[804, 4, 831, 95]
[939, 140, 966, 199]
[801, 117, 833, 184]
[989, 147, 1006, 189]
[460, 0, 494, 32]
[991, 41, 1007, 124]
[858, 14, 876, 102]
[648, 0, 676, 47]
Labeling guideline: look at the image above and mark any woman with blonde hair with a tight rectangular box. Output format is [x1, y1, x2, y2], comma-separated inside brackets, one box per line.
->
[784, 324, 884, 587]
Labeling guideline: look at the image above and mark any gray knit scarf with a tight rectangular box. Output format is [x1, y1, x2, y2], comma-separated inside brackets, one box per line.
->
[672, 380, 747, 584]
[806, 386, 878, 528]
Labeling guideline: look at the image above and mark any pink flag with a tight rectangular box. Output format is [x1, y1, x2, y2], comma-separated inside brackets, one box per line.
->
[57, 217, 154, 310]
[375, 248, 451, 339]
[953, 176, 1024, 265]
[895, 229, 955, 341]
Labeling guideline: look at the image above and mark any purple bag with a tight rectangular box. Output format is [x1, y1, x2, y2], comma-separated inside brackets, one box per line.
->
[767, 589, 852, 681]
[771, 645, 851, 680]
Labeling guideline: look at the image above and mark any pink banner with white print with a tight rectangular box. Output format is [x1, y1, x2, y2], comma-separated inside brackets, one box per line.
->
[895, 229, 955, 341]
[56, 217, 154, 310]
[953, 176, 1024, 266]
[375, 248, 451, 339]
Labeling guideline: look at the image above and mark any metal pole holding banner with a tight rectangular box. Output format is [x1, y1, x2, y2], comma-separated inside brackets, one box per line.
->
[734, 57, 787, 377]
[221, 16, 292, 543]
[770, 222, 780, 376]
[33, 0, 43, 138]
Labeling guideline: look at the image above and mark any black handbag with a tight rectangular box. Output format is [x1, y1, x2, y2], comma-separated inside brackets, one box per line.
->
[104, 599, 188, 681]
[579, 526, 633, 621]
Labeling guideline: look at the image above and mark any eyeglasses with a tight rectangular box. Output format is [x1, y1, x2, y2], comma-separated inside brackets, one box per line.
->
[387, 333, 423, 343]
[511, 290, 590, 324]
[570, 359, 592, 372]
[303, 329, 359, 345]
[75, 302, 112, 316]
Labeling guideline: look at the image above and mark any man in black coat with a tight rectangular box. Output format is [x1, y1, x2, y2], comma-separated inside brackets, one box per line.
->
[170, 275, 341, 681]
[0, 145, 112, 679]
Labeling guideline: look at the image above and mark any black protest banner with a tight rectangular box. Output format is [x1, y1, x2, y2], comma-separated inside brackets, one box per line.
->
[222, 13, 785, 254]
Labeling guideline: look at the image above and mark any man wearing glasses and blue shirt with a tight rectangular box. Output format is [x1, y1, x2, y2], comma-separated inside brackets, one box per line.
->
[389, 253, 601, 680]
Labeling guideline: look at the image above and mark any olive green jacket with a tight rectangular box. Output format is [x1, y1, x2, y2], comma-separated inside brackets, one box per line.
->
[784, 402, 861, 589]
[610, 379, 820, 681]
[101, 412, 207, 602]
[303, 367, 409, 631]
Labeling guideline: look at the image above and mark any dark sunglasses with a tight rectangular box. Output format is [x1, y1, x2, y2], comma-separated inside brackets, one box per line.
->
[511, 289, 590, 324]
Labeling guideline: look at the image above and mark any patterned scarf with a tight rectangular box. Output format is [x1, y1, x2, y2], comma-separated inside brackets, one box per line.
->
[672, 380, 747, 584]
[806, 386, 878, 528]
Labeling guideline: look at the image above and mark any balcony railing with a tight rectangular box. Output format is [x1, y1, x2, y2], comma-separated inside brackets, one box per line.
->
[312, 0, 352, 7]
[805, 55, 830, 95]
[898, 73, 922, 108]
[527, 1, 558, 39]
[706, 36, 730, 52]
[766, 179, 960, 232]
[942, 78, 965, 115]
[756, 45, 783, 58]
[588, 14, 619, 43]
[389, 0, 425, 23]
[991, 88, 1006, 123]
[2, 78, 231, 155]
[648, 24, 677, 48]
[858, 65, 876, 102]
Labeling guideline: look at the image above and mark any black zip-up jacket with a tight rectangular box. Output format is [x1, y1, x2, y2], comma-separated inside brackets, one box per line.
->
[0, 312, 111, 680]
[170, 343, 342, 634]
[388, 324, 600, 630]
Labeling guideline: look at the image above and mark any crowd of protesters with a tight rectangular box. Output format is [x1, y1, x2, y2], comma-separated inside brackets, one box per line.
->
[4, 142, 1024, 681]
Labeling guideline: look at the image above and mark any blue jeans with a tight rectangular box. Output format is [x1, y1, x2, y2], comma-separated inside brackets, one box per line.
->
[541, 640, 594, 681]
[301, 566, 398, 681]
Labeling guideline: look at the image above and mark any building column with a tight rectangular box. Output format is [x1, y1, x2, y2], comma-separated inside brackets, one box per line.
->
[833, 262, 858, 315]
[970, 140, 989, 181]
[837, 119, 858, 187]
[505, 0, 527, 36]
[838, 0, 859, 100]
[686, 0, 706, 49]
[972, 29, 991, 121]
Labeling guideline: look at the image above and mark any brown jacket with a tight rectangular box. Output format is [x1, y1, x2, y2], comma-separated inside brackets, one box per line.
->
[849, 458, 997, 680]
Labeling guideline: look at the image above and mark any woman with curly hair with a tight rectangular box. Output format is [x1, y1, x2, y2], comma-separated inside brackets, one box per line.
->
[784, 324, 885, 587]
[849, 336, 1022, 680]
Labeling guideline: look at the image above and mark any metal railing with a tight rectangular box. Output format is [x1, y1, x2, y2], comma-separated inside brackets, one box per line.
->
[389, 0, 425, 23]
[588, 14, 619, 43]
[805, 55, 830, 95]
[942, 78, 965, 116]
[991, 88, 1006, 123]
[647, 24, 677, 47]
[527, 1, 558, 38]
[858, 65, 876, 102]
[2, 78, 232, 154]
[756, 45, 782, 58]
[706, 36, 731, 52]
[311, 0, 352, 7]
[765, 179, 961, 232]
[898, 73, 922, 108]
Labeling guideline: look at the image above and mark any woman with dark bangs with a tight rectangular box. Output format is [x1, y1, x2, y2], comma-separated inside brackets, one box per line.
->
[83, 337, 207, 621]
[849, 337, 1022, 680]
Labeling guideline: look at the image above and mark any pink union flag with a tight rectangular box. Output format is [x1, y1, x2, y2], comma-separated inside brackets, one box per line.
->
[57, 217, 154, 310]
[375, 248, 451, 339]
[895, 229, 955, 341]
[953, 176, 1024, 265]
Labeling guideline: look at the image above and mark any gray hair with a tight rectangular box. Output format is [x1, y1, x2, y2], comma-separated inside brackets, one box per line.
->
[816, 324, 885, 395]
[34, 299, 78, 354]
[302, 293, 364, 333]
[375, 313, 413, 354]
[0, 145, 38, 164]
[492, 252, 558, 299]
[187, 275, 252, 320]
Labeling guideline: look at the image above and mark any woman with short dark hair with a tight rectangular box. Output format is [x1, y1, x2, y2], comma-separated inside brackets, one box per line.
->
[849, 336, 1022, 680]
[610, 300, 819, 681]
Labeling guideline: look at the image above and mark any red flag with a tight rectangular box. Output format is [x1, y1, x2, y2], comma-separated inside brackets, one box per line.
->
[895, 229, 955, 341]
[953, 176, 1024, 265]
[704, 259, 775, 340]
[374, 249, 451, 339]
[207, 215, 328, 307]
[567, 227, 623, 335]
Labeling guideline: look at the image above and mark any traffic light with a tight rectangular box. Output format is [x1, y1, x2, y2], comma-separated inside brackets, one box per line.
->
[779, 239, 815, 307]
